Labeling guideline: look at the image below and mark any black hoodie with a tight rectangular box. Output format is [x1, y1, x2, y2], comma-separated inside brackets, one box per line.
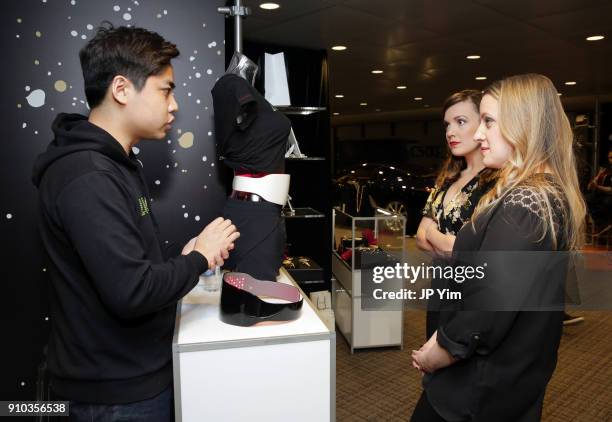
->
[32, 113, 207, 404]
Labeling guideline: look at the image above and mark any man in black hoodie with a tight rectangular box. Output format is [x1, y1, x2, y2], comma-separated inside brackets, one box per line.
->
[32, 25, 239, 421]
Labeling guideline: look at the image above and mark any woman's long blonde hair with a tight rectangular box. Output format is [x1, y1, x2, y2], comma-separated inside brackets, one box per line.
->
[472, 73, 586, 250]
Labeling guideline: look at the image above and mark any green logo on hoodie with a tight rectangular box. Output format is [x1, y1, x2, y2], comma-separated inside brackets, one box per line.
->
[138, 197, 149, 217]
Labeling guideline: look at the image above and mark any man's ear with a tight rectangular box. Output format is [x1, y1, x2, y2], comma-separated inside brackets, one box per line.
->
[110, 75, 132, 105]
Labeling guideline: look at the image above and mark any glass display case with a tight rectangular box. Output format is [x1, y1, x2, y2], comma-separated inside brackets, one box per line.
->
[331, 208, 406, 353]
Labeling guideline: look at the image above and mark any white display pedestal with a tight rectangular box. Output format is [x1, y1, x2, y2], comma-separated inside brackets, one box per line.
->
[172, 268, 335, 422]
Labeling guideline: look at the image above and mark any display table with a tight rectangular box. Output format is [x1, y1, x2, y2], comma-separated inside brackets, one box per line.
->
[331, 208, 405, 354]
[172, 267, 335, 422]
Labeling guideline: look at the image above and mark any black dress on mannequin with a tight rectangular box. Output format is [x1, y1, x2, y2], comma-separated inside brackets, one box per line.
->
[211, 72, 291, 281]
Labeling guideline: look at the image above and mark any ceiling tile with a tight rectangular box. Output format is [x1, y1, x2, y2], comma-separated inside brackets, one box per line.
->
[474, 0, 610, 19]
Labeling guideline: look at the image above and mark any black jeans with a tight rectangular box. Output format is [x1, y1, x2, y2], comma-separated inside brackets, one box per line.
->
[411, 392, 449, 422]
[53, 384, 173, 422]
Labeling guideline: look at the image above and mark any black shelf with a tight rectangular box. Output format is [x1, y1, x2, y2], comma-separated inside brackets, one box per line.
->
[282, 207, 325, 219]
[275, 106, 326, 115]
[242, 40, 332, 292]
[286, 156, 326, 161]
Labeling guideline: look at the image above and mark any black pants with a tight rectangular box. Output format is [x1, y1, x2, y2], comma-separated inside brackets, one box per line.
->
[411, 392, 449, 422]
[50, 384, 173, 422]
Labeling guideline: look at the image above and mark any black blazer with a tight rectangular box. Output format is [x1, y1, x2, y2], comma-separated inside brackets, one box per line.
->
[424, 178, 568, 422]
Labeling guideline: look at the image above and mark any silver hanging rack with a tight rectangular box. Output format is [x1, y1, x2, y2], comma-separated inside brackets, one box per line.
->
[217, 0, 251, 53]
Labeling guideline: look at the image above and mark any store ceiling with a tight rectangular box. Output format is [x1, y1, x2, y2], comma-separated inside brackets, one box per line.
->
[242, 0, 612, 119]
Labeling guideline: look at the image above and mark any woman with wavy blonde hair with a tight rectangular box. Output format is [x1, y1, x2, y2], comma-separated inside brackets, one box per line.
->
[411, 74, 586, 422]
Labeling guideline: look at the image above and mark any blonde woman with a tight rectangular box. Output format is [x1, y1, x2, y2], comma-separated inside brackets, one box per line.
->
[411, 74, 586, 422]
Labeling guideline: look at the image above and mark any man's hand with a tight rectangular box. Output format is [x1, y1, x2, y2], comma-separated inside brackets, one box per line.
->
[411, 331, 457, 374]
[193, 217, 240, 269]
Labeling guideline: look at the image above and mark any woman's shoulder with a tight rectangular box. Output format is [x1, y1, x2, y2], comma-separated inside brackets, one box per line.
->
[500, 174, 566, 236]
[502, 174, 564, 213]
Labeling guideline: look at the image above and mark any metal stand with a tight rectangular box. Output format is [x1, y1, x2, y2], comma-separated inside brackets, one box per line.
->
[217, 0, 251, 53]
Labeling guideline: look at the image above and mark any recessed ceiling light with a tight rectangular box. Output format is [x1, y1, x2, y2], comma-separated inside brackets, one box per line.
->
[565, 81, 576, 85]
[586, 35, 604, 41]
[371, 69, 383, 74]
[414, 97, 423, 101]
[375, 108, 381, 112]
[558, 93, 563, 96]
[475, 76, 487, 80]
[335, 94, 344, 98]
[333, 112, 340, 116]
[424, 104, 430, 108]
[331, 45, 347, 51]
[360, 102, 368, 106]
[396, 85, 407, 90]
[259, 3, 280, 10]
[466, 55, 481, 60]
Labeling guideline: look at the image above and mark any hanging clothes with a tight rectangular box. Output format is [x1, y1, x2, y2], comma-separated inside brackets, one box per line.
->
[212, 73, 291, 280]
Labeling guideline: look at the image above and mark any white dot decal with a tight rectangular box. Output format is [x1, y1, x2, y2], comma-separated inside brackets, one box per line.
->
[26, 89, 46, 108]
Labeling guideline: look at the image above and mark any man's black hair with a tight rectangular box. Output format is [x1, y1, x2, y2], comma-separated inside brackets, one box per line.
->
[79, 23, 179, 108]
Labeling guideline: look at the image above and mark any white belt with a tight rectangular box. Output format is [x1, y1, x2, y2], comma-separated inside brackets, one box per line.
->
[232, 174, 290, 206]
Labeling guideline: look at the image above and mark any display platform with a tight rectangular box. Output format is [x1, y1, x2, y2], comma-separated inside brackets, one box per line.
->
[331, 208, 405, 353]
[173, 267, 335, 422]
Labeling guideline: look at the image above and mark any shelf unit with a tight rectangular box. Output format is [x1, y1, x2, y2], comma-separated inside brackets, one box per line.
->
[238, 40, 332, 293]
[280, 104, 331, 294]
